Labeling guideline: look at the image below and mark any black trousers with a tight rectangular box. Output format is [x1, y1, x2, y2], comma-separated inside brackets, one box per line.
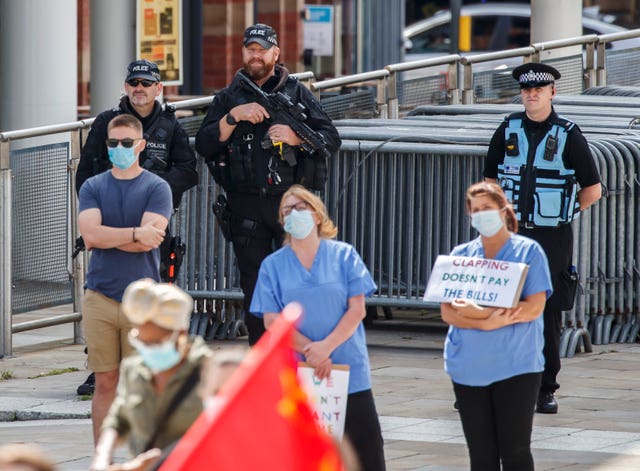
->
[344, 389, 386, 471]
[453, 372, 541, 471]
[227, 192, 284, 346]
[520, 225, 573, 394]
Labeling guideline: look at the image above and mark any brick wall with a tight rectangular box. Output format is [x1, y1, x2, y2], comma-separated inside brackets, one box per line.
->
[77, 0, 90, 114]
[202, 0, 307, 92]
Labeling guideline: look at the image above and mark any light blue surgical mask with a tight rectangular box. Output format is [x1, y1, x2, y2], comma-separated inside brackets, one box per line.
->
[283, 209, 316, 239]
[108, 145, 138, 170]
[129, 331, 182, 372]
[471, 209, 504, 237]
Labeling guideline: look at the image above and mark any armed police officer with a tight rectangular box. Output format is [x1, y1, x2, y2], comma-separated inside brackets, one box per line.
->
[75, 60, 198, 396]
[195, 23, 341, 346]
[484, 63, 601, 414]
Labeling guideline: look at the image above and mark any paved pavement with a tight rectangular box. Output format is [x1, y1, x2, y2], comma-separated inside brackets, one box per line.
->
[2, 306, 640, 470]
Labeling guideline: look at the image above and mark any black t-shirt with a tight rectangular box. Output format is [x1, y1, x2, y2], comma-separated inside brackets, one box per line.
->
[484, 108, 601, 190]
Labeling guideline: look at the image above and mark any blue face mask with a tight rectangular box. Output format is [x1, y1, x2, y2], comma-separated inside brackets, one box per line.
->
[283, 209, 316, 239]
[108, 145, 138, 170]
[129, 331, 182, 372]
[471, 209, 504, 237]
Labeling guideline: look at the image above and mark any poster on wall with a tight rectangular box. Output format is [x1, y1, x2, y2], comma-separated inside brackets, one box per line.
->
[303, 5, 334, 57]
[136, 0, 183, 86]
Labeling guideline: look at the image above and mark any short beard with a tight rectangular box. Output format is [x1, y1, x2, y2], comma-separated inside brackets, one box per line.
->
[243, 60, 275, 82]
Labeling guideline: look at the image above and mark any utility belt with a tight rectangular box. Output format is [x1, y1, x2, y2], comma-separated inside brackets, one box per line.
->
[207, 128, 327, 193]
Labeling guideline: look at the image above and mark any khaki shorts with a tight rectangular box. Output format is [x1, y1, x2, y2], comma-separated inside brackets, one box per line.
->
[82, 289, 134, 373]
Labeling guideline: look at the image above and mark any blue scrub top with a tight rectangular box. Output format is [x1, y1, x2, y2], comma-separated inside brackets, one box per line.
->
[444, 234, 553, 386]
[250, 239, 377, 394]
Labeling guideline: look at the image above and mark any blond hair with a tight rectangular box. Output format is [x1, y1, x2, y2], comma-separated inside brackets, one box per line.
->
[279, 185, 338, 244]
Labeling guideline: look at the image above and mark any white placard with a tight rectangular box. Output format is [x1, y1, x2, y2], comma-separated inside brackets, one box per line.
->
[303, 5, 334, 56]
[423, 255, 529, 308]
[297, 362, 349, 441]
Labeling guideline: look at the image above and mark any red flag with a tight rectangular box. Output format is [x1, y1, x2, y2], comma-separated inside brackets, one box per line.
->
[159, 303, 345, 471]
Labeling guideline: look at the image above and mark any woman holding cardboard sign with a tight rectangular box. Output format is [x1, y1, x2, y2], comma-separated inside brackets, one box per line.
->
[250, 184, 385, 471]
[440, 182, 552, 471]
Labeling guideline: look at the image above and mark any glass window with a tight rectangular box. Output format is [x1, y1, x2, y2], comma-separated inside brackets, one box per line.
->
[407, 23, 451, 54]
[470, 16, 499, 51]
[507, 16, 531, 48]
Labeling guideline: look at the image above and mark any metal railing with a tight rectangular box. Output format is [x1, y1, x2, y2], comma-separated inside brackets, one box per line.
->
[309, 29, 640, 116]
[3, 31, 640, 356]
[385, 54, 462, 118]
[311, 69, 390, 119]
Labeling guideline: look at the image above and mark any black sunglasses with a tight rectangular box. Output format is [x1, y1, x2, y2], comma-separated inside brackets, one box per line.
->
[106, 138, 140, 148]
[126, 79, 157, 88]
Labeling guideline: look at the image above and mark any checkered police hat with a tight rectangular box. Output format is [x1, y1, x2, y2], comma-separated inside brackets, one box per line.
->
[243, 23, 278, 49]
[512, 63, 561, 88]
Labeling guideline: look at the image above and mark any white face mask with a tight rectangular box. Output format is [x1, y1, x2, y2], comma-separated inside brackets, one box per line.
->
[471, 209, 504, 237]
[129, 330, 181, 372]
[283, 209, 316, 239]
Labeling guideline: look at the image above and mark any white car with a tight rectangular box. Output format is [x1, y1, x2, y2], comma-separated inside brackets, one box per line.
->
[403, 3, 640, 63]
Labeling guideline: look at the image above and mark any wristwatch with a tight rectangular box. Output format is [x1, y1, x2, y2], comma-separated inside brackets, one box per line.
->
[225, 113, 237, 126]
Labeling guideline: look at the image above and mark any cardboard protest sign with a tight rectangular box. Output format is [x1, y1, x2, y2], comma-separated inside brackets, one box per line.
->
[423, 255, 529, 308]
[297, 363, 350, 441]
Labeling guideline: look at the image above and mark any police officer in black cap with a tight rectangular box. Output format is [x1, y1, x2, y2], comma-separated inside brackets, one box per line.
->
[484, 62, 601, 414]
[195, 23, 341, 346]
[77, 59, 197, 209]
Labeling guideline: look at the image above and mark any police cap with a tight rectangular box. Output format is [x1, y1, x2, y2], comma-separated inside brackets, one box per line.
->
[512, 63, 561, 89]
[126, 59, 161, 83]
[243, 23, 278, 49]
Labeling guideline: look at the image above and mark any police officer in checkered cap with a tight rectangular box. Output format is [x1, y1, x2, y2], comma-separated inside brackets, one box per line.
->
[484, 63, 602, 415]
[512, 62, 561, 88]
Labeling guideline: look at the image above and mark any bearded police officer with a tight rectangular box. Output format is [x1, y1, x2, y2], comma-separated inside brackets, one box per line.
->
[195, 24, 341, 346]
[75, 60, 198, 396]
[484, 63, 601, 414]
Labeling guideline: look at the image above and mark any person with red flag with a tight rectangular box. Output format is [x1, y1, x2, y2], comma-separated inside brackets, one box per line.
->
[157, 303, 346, 470]
[250, 185, 386, 471]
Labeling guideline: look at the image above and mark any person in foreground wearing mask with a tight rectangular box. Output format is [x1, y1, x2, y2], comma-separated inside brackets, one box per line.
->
[79, 114, 173, 444]
[90, 279, 211, 471]
[250, 184, 386, 471]
[440, 182, 552, 471]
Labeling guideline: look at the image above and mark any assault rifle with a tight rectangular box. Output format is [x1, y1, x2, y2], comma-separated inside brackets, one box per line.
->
[235, 72, 331, 160]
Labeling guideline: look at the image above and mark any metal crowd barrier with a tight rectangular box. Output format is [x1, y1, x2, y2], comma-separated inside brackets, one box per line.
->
[344, 104, 640, 356]
[4, 45, 640, 355]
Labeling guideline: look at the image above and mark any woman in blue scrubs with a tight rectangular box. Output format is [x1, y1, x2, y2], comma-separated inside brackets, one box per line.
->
[250, 184, 386, 471]
[441, 182, 553, 471]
